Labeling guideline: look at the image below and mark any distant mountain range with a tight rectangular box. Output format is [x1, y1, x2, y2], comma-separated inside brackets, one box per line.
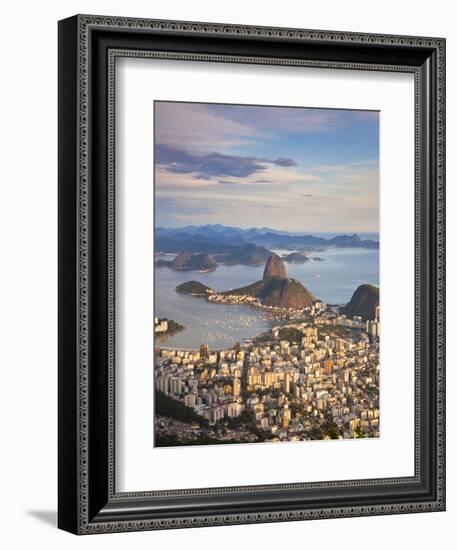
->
[156, 224, 379, 254]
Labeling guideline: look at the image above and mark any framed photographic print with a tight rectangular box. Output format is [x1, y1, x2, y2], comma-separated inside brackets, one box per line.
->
[58, 14, 446, 534]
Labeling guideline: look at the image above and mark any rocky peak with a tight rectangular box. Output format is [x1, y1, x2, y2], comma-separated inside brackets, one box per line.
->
[263, 253, 287, 280]
[172, 251, 193, 269]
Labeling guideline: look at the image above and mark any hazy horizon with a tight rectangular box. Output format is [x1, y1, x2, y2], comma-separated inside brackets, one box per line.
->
[154, 101, 379, 233]
[156, 223, 379, 239]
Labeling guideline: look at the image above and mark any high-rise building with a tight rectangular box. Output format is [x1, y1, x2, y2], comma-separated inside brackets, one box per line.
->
[200, 344, 209, 359]
[184, 393, 197, 407]
[260, 416, 269, 429]
[211, 406, 225, 423]
[335, 339, 345, 353]
[371, 321, 379, 338]
[366, 319, 380, 339]
[169, 377, 182, 395]
[233, 378, 241, 397]
[282, 402, 291, 428]
[156, 375, 169, 394]
[323, 358, 334, 374]
[227, 402, 242, 418]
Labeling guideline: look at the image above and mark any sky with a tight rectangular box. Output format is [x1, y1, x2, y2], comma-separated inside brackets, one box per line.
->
[154, 101, 379, 233]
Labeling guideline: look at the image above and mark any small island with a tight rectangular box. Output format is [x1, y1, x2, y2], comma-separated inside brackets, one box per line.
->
[156, 251, 217, 272]
[176, 281, 214, 297]
[282, 251, 309, 264]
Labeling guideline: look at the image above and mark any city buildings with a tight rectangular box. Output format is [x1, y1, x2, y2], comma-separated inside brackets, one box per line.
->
[154, 303, 380, 446]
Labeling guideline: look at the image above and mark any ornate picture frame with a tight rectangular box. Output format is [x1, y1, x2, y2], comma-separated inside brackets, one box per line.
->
[58, 14, 445, 534]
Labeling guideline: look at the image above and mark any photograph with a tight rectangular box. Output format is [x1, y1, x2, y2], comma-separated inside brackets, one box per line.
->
[153, 101, 381, 447]
[52, 7, 445, 538]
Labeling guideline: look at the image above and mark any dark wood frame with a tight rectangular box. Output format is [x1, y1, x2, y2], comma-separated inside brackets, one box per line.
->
[58, 14, 446, 534]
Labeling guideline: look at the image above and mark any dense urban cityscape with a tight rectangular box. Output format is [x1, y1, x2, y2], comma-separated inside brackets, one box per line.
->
[154, 295, 380, 447]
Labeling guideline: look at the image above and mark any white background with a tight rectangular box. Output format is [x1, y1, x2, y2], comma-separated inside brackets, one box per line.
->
[116, 59, 415, 491]
[0, 1, 454, 548]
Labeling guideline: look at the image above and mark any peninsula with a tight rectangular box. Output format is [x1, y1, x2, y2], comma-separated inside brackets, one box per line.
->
[177, 253, 317, 311]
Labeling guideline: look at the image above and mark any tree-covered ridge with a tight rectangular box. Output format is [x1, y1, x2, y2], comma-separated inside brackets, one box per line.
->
[342, 284, 379, 321]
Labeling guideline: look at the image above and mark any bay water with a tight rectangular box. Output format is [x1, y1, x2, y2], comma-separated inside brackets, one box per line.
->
[155, 247, 379, 349]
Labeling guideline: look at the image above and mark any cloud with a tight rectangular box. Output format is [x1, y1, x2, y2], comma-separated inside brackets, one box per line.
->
[309, 159, 379, 173]
[155, 144, 297, 180]
[155, 102, 379, 159]
[205, 104, 378, 135]
[155, 183, 378, 232]
[155, 102, 257, 153]
[155, 158, 377, 232]
[272, 157, 297, 167]
[153, 102, 379, 232]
